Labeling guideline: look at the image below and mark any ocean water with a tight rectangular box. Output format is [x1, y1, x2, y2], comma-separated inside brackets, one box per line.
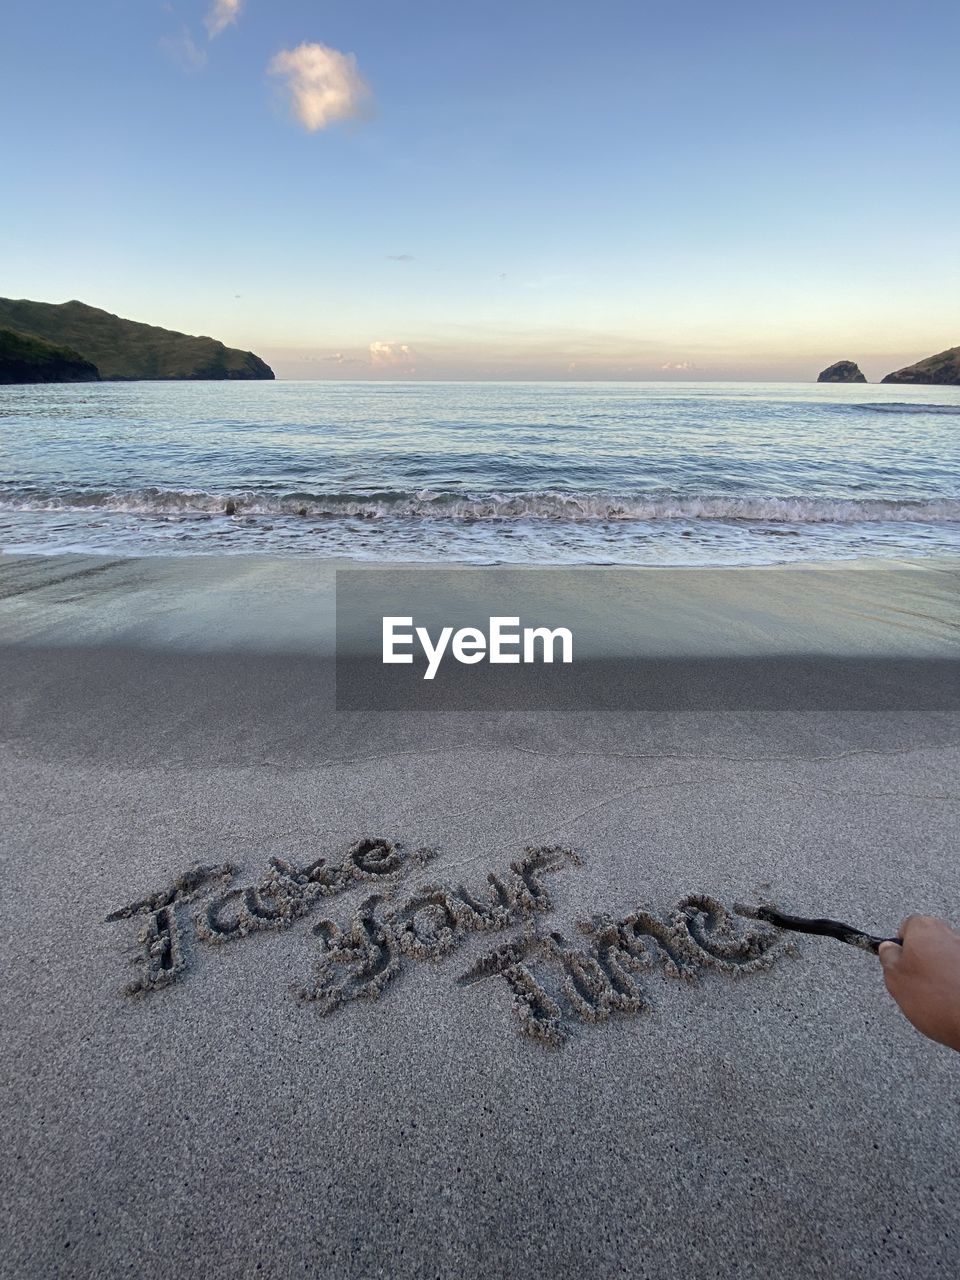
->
[1, 380, 959, 565]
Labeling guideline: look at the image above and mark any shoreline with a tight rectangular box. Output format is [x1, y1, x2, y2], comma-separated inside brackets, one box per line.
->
[6, 546, 960, 565]
[2, 552, 958, 754]
[2, 551, 959, 659]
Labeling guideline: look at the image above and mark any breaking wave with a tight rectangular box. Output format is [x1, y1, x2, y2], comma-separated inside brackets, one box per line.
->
[856, 402, 960, 416]
[1, 488, 958, 523]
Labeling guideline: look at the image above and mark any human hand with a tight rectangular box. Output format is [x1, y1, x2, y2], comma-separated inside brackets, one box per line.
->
[879, 915, 960, 1052]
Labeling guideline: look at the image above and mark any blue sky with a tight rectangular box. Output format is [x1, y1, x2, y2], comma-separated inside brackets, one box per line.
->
[2, 0, 958, 379]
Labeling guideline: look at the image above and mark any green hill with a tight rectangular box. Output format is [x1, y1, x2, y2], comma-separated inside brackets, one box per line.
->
[882, 345, 960, 385]
[0, 327, 101, 384]
[0, 297, 274, 381]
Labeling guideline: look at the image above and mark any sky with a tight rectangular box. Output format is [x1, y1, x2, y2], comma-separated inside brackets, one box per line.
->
[2, 0, 959, 381]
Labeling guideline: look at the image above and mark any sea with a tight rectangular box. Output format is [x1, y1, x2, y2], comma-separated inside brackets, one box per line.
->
[1, 380, 959, 565]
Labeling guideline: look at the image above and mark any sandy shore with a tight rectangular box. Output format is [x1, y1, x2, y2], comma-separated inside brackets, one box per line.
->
[1, 553, 959, 1279]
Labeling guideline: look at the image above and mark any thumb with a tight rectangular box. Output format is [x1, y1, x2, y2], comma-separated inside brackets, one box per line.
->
[878, 940, 902, 971]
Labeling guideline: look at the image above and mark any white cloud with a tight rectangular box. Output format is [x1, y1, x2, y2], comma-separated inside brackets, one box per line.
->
[369, 342, 415, 368]
[206, 0, 242, 38]
[268, 42, 371, 132]
[323, 352, 364, 367]
[660, 360, 695, 371]
[161, 27, 208, 71]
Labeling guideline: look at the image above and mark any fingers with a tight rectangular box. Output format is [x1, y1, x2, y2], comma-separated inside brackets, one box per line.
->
[898, 914, 953, 947]
[878, 940, 901, 972]
[898, 914, 927, 942]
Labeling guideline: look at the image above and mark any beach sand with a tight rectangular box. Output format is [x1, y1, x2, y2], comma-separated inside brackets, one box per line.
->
[1, 553, 959, 1279]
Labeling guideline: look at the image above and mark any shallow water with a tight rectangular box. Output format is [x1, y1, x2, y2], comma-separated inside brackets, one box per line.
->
[2, 380, 958, 564]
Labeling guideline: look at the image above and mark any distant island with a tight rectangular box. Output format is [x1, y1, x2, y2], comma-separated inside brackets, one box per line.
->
[817, 360, 865, 384]
[882, 345, 960, 386]
[0, 298, 274, 383]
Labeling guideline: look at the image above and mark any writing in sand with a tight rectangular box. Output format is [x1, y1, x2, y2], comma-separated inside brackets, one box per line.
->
[105, 839, 796, 1046]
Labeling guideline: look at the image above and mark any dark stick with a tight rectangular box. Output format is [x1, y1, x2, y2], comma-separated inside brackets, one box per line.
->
[733, 903, 901, 955]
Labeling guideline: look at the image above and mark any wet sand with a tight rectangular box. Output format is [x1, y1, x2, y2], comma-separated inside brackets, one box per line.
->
[1, 553, 959, 1279]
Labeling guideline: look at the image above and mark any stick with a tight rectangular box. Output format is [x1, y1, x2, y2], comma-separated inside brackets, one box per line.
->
[733, 903, 901, 955]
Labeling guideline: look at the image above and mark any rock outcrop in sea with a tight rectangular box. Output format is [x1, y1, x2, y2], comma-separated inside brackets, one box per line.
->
[817, 360, 866, 383]
[882, 345, 960, 385]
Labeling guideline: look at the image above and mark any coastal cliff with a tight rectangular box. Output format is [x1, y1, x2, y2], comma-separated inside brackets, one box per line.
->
[0, 327, 101, 384]
[0, 297, 274, 382]
[817, 360, 866, 383]
[882, 346, 960, 385]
